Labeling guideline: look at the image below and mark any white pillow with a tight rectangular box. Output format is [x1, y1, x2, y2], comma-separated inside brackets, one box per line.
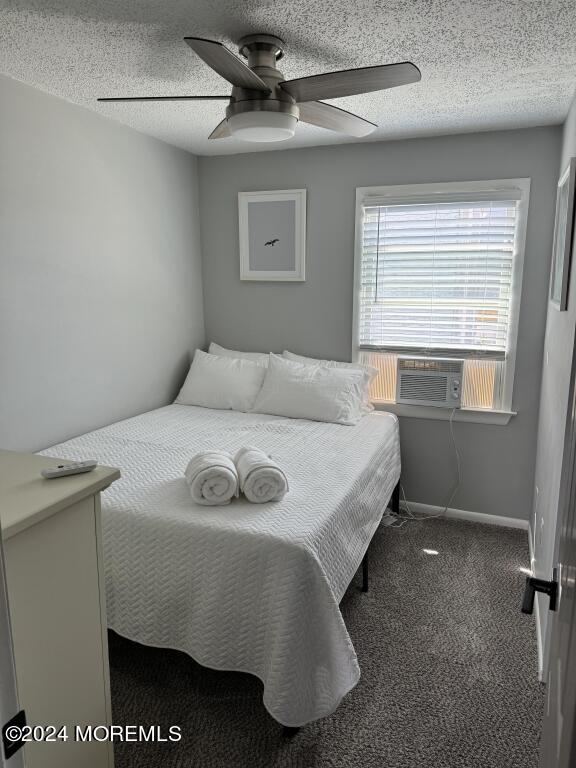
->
[209, 342, 269, 366]
[251, 354, 365, 425]
[176, 350, 266, 412]
[282, 350, 377, 412]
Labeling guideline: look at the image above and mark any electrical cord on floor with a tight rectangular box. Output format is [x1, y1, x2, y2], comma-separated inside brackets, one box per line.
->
[392, 408, 461, 523]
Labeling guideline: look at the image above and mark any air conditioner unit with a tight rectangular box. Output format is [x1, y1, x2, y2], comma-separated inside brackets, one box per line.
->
[396, 356, 463, 408]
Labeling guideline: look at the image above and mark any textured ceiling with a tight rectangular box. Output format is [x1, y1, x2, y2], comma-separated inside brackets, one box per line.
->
[1, 0, 575, 156]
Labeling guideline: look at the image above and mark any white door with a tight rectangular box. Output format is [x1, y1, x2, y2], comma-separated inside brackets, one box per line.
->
[0, 537, 24, 768]
[537, 337, 576, 766]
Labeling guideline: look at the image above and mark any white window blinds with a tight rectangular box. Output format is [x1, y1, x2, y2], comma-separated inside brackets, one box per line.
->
[358, 198, 519, 356]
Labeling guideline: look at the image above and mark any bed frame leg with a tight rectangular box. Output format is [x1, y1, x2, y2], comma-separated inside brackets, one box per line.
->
[362, 551, 369, 593]
[391, 481, 400, 515]
[360, 483, 400, 596]
[283, 726, 300, 737]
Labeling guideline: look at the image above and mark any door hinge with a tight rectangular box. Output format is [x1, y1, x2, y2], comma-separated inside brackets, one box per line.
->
[2, 709, 26, 760]
[521, 568, 558, 614]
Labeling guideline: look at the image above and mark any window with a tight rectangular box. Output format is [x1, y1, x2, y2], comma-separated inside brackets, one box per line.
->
[353, 180, 530, 413]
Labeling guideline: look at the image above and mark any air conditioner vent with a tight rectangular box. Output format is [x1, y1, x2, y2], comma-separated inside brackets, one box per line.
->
[396, 356, 463, 408]
[398, 358, 463, 375]
[399, 375, 448, 401]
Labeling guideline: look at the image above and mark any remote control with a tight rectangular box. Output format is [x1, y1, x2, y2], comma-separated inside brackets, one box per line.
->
[41, 460, 98, 479]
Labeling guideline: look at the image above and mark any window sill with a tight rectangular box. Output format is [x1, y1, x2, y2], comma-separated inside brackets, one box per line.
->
[373, 402, 516, 425]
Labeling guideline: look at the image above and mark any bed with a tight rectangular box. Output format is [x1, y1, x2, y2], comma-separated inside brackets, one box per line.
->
[41, 404, 400, 727]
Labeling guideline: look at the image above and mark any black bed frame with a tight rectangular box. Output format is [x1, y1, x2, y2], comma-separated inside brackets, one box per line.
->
[282, 480, 400, 737]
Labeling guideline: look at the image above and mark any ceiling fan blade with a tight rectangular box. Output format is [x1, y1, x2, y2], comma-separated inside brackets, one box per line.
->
[97, 95, 230, 103]
[281, 62, 420, 103]
[184, 37, 271, 93]
[208, 119, 231, 139]
[298, 101, 376, 137]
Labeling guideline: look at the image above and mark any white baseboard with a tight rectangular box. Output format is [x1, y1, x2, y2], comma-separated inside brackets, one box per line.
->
[400, 500, 529, 530]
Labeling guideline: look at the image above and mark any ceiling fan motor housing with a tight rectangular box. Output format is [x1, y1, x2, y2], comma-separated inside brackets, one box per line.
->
[226, 34, 299, 139]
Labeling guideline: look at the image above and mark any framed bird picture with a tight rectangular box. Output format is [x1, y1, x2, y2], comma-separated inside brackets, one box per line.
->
[550, 157, 576, 311]
[238, 189, 306, 281]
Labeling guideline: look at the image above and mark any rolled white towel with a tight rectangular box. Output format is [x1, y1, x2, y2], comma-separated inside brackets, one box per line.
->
[235, 446, 289, 504]
[184, 451, 239, 506]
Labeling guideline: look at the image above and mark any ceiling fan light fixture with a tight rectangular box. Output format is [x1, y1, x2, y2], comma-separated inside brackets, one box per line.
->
[227, 111, 297, 142]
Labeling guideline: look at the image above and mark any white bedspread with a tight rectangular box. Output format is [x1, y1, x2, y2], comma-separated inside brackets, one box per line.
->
[42, 405, 400, 726]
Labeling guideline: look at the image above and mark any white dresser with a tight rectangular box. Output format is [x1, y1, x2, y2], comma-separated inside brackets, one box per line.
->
[0, 450, 120, 768]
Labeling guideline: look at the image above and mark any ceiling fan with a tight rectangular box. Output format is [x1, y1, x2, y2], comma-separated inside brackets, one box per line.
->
[98, 34, 421, 143]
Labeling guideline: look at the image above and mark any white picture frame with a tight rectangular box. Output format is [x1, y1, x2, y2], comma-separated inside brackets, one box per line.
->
[238, 189, 306, 281]
[550, 157, 576, 311]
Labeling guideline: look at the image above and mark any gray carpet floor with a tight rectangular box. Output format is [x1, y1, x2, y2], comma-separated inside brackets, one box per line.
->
[109, 518, 544, 768]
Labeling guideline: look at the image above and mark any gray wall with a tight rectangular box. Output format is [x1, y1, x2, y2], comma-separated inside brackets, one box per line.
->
[199, 126, 561, 521]
[533, 91, 576, 668]
[0, 75, 205, 451]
